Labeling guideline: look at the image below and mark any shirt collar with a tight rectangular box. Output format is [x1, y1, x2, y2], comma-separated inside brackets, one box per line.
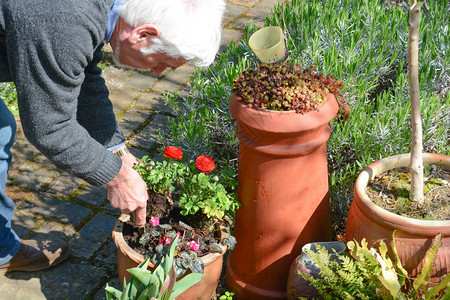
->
[105, 0, 124, 42]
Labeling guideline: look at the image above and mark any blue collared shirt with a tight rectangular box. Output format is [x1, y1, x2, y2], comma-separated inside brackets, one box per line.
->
[105, 0, 123, 42]
[105, 0, 126, 152]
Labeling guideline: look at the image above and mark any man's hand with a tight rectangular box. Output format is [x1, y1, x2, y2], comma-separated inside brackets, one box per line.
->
[106, 151, 148, 228]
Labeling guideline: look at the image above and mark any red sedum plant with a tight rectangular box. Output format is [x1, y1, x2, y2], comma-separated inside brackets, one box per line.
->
[232, 61, 350, 120]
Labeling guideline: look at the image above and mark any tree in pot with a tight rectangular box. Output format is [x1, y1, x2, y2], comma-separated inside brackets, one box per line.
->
[112, 146, 239, 300]
[225, 26, 351, 299]
[345, 0, 449, 283]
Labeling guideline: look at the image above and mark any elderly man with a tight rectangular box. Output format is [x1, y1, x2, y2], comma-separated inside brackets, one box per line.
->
[0, 0, 224, 274]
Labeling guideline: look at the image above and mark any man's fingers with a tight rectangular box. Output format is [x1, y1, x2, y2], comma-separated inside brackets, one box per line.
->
[134, 206, 147, 228]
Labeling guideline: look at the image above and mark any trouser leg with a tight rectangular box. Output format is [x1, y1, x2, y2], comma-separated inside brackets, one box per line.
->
[0, 99, 20, 265]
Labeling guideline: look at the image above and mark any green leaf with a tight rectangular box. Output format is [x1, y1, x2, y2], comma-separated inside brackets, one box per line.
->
[126, 268, 154, 287]
[105, 284, 122, 299]
[189, 257, 204, 274]
[159, 263, 177, 299]
[441, 280, 450, 300]
[390, 232, 408, 285]
[429, 178, 443, 185]
[424, 273, 450, 300]
[210, 243, 224, 253]
[169, 273, 204, 300]
[162, 236, 178, 276]
[120, 277, 132, 300]
[137, 288, 149, 300]
[414, 234, 441, 291]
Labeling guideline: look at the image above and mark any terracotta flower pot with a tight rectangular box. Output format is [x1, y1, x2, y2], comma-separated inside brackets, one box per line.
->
[112, 214, 227, 300]
[287, 241, 347, 300]
[346, 153, 450, 282]
[226, 93, 339, 299]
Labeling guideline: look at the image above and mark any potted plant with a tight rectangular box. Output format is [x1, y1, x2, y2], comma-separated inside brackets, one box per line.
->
[112, 146, 239, 300]
[297, 232, 450, 299]
[225, 26, 351, 299]
[106, 237, 204, 300]
[345, 0, 449, 283]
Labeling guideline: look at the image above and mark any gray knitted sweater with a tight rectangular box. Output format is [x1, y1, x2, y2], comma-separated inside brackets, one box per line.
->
[0, 0, 125, 186]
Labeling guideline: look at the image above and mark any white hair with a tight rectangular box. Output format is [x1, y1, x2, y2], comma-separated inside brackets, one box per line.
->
[118, 0, 225, 67]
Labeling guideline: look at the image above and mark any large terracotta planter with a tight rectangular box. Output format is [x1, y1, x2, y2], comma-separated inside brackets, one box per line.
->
[112, 214, 227, 300]
[226, 93, 339, 299]
[346, 153, 450, 282]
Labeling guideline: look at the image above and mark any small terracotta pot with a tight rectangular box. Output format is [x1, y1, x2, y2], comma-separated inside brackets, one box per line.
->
[346, 153, 450, 282]
[287, 241, 347, 300]
[112, 214, 227, 300]
[226, 93, 338, 299]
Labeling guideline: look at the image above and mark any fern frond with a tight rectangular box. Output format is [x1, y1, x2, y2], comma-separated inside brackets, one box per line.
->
[440, 280, 450, 300]
[390, 231, 408, 286]
[413, 234, 441, 291]
[424, 273, 450, 300]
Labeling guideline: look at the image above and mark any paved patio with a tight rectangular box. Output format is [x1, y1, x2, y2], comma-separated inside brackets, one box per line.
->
[0, 0, 285, 299]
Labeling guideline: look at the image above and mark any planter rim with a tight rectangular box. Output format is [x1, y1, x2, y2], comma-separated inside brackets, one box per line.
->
[354, 153, 450, 235]
[229, 92, 338, 134]
[112, 214, 228, 267]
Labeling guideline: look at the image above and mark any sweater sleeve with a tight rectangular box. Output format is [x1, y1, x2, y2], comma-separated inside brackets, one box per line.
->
[8, 13, 122, 186]
[77, 44, 126, 149]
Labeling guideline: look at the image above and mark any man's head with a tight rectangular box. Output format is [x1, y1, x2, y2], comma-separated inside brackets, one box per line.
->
[110, 0, 225, 74]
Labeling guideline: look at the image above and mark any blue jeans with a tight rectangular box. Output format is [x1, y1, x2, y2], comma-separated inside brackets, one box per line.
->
[0, 99, 20, 265]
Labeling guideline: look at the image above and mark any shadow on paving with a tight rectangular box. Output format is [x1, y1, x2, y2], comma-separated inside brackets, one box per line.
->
[0, 227, 121, 300]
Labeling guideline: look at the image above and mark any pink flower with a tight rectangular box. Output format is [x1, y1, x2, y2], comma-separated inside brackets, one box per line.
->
[165, 237, 172, 245]
[176, 232, 181, 238]
[188, 240, 200, 252]
[149, 217, 160, 227]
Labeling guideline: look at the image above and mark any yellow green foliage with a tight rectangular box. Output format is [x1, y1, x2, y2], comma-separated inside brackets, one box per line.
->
[300, 232, 449, 299]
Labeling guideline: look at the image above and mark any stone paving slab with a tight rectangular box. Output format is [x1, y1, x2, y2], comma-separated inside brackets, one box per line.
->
[3, 0, 286, 298]
[128, 114, 171, 150]
[29, 220, 77, 242]
[10, 166, 57, 192]
[0, 261, 107, 300]
[123, 70, 159, 91]
[118, 107, 154, 137]
[44, 172, 85, 196]
[11, 211, 39, 239]
[19, 193, 92, 227]
[133, 92, 171, 112]
[74, 185, 108, 208]
[68, 213, 118, 259]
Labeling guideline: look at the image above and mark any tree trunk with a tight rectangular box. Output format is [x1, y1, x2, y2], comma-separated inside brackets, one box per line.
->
[408, 0, 424, 203]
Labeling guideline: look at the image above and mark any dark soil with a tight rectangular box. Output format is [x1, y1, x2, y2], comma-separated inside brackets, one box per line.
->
[123, 207, 221, 258]
[366, 164, 450, 220]
[146, 191, 173, 219]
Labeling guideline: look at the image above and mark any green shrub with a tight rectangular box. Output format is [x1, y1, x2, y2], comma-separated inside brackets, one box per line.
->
[0, 82, 18, 116]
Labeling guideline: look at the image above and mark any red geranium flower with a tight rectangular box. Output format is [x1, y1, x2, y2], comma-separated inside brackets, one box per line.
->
[163, 146, 183, 160]
[195, 155, 215, 173]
